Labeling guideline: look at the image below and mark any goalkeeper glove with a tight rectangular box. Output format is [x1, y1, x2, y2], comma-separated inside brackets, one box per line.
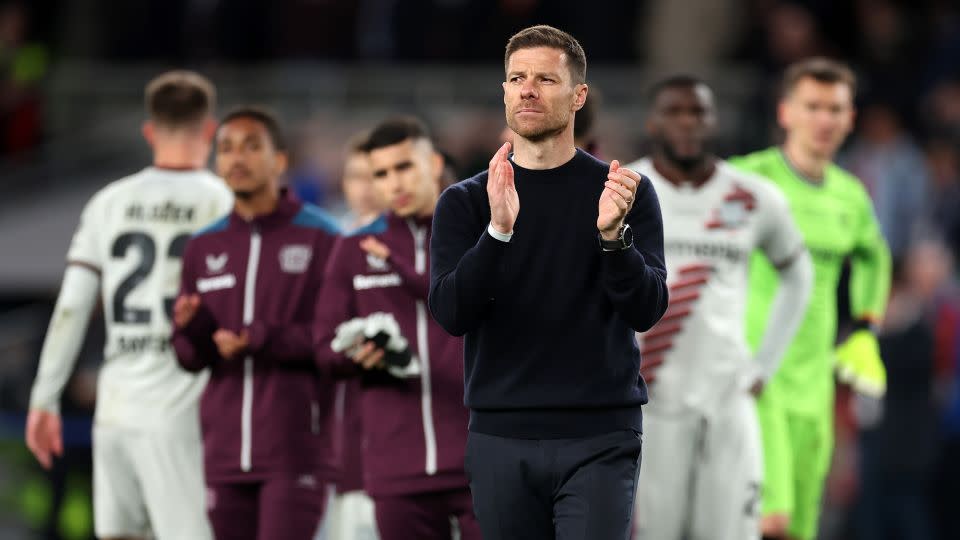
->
[835, 327, 886, 398]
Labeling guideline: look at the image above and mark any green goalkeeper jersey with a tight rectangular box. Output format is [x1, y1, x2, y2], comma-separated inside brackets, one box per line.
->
[730, 147, 891, 416]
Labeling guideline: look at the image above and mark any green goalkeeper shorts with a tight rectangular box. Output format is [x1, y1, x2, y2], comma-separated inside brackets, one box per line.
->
[756, 388, 834, 540]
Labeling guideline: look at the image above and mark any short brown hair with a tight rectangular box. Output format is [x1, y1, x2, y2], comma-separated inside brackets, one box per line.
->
[781, 57, 857, 98]
[145, 70, 216, 129]
[505, 25, 587, 84]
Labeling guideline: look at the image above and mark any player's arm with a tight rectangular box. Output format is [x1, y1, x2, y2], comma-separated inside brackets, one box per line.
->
[751, 190, 813, 390]
[358, 235, 429, 300]
[428, 182, 507, 336]
[27, 194, 104, 469]
[244, 233, 338, 367]
[600, 176, 670, 332]
[836, 190, 893, 397]
[314, 237, 365, 378]
[171, 239, 221, 372]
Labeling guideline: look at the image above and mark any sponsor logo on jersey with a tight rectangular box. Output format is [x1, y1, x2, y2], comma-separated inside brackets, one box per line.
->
[353, 273, 402, 291]
[279, 245, 312, 273]
[114, 334, 173, 354]
[664, 240, 748, 264]
[297, 474, 318, 490]
[197, 273, 237, 292]
[206, 253, 228, 274]
[367, 252, 390, 271]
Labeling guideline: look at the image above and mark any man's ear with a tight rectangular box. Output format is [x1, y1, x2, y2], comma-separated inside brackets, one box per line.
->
[142, 121, 154, 146]
[202, 117, 217, 142]
[275, 151, 289, 176]
[431, 150, 446, 187]
[573, 83, 589, 112]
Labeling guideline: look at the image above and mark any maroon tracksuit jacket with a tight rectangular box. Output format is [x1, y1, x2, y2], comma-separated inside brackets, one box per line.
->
[314, 212, 469, 497]
[173, 193, 340, 482]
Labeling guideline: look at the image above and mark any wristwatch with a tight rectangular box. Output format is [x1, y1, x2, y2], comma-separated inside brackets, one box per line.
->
[598, 224, 633, 251]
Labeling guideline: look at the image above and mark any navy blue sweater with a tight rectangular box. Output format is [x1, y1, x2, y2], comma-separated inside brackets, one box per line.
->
[428, 149, 669, 439]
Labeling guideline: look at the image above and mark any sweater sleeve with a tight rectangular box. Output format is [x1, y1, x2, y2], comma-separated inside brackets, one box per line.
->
[428, 181, 510, 337]
[600, 176, 669, 332]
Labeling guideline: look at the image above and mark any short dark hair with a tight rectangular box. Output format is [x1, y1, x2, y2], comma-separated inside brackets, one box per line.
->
[781, 57, 857, 98]
[505, 25, 587, 84]
[145, 70, 216, 128]
[361, 116, 431, 153]
[647, 74, 706, 104]
[219, 106, 287, 151]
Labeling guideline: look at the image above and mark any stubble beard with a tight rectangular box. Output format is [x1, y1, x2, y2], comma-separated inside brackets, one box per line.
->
[506, 107, 570, 143]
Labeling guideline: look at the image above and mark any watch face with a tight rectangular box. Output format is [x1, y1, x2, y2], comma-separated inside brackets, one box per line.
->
[622, 225, 633, 245]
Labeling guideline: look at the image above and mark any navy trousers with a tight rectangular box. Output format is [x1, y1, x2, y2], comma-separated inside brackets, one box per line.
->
[465, 429, 643, 540]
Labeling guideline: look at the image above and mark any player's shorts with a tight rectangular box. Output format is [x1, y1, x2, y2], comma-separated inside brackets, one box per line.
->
[756, 389, 834, 540]
[634, 392, 761, 540]
[324, 489, 380, 540]
[93, 423, 210, 539]
[206, 473, 327, 540]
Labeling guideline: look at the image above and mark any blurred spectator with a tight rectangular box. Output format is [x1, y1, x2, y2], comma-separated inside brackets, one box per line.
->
[337, 131, 383, 231]
[852, 0, 923, 118]
[922, 80, 960, 139]
[0, 1, 47, 158]
[925, 138, 960, 262]
[854, 241, 953, 540]
[640, 0, 745, 71]
[840, 102, 930, 257]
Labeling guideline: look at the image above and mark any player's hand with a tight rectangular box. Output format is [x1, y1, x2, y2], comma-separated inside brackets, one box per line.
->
[25, 409, 63, 470]
[350, 341, 386, 370]
[761, 514, 790, 538]
[835, 329, 886, 398]
[487, 142, 519, 235]
[359, 237, 391, 260]
[173, 294, 201, 329]
[598, 160, 640, 239]
[213, 329, 249, 360]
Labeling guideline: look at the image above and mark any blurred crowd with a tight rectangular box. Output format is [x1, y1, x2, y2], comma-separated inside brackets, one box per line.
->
[3, 0, 960, 539]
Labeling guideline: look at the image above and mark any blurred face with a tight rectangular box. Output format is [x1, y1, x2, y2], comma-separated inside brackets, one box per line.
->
[368, 138, 442, 218]
[504, 47, 587, 142]
[646, 84, 717, 168]
[215, 118, 287, 199]
[779, 77, 855, 160]
[342, 152, 382, 219]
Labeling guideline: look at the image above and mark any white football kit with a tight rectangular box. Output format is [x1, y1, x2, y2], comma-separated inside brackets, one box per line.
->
[627, 158, 808, 540]
[30, 167, 233, 539]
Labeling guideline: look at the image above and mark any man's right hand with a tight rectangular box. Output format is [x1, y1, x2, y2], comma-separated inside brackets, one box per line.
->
[487, 142, 519, 235]
[25, 409, 63, 470]
[173, 294, 201, 329]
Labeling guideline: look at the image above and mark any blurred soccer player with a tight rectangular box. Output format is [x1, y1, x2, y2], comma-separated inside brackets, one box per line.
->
[314, 117, 478, 540]
[339, 133, 383, 231]
[172, 108, 340, 540]
[25, 71, 232, 540]
[325, 132, 383, 540]
[627, 76, 812, 540]
[730, 59, 892, 540]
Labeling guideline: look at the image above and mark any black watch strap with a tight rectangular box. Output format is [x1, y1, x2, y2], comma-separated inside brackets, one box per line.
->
[599, 224, 633, 251]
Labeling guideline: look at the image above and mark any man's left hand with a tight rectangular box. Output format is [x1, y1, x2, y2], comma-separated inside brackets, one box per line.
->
[360, 237, 391, 260]
[835, 329, 886, 398]
[598, 160, 641, 239]
[213, 329, 249, 360]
